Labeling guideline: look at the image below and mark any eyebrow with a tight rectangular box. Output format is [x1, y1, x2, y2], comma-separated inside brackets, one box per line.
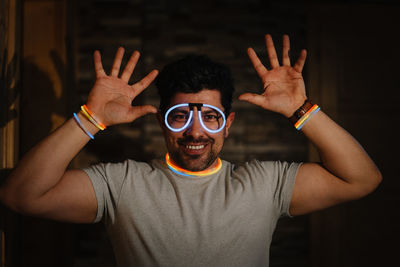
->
[173, 108, 189, 113]
[202, 109, 219, 114]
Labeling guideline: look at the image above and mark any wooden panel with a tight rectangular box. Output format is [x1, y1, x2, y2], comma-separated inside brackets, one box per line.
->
[0, 0, 20, 168]
[307, 4, 400, 267]
[17, 1, 73, 267]
[0, 0, 22, 267]
[21, 0, 68, 154]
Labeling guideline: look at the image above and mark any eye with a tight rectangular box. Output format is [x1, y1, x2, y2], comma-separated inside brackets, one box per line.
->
[171, 112, 189, 122]
[202, 114, 220, 122]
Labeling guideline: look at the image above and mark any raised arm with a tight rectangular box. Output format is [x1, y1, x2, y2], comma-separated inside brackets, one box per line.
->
[239, 34, 382, 216]
[0, 48, 158, 223]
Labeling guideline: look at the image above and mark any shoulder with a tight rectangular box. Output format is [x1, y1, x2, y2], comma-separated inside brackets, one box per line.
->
[231, 159, 294, 174]
[82, 159, 158, 181]
[229, 159, 301, 184]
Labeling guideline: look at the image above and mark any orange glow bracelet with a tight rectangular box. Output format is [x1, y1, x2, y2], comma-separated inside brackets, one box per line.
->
[80, 105, 106, 131]
[294, 104, 320, 130]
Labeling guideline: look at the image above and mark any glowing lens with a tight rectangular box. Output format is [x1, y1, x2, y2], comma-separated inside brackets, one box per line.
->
[164, 103, 226, 133]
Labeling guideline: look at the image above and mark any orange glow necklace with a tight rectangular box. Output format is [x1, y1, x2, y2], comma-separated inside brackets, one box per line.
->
[165, 153, 222, 177]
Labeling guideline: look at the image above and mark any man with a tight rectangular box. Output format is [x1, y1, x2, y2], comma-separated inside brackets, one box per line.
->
[0, 34, 382, 266]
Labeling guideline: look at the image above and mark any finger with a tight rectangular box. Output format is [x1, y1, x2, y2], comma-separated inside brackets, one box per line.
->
[265, 34, 280, 68]
[293, 49, 307, 73]
[282, 34, 291, 66]
[126, 105, 158, 122]
[121, 50, 140, 82]
[238, 93, 269, 108]
[247, 47, 268, 78]
[131, 69, 159, 98]
[93, 50, 106, 78]
[110, 47, 125, 77]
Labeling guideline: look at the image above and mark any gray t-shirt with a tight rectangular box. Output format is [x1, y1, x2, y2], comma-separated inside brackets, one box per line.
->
[83, 158, 300, 267]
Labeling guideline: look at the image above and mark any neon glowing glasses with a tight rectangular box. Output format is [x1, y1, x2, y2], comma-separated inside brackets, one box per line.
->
[164, 103, 226, 133]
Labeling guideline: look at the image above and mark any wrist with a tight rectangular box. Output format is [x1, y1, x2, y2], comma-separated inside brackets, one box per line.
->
[81, 105, 107, 130]
[85, 102, 107, 125]
[289, 99, 313, 123]
[76, 112, 101, 134]
[289, 99, 320, 130]
[73, 104, 107, 140]
[73, 112, 100, 140]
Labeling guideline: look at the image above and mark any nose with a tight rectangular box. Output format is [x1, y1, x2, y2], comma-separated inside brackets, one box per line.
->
[184, 109, 205, 138]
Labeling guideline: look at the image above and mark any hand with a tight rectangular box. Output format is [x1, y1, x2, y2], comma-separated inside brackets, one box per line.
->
[239, 34, 307, 118]
[86, 47, 159, 126]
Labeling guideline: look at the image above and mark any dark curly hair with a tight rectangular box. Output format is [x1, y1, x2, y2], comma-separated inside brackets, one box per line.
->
[155, 54, 235, 115]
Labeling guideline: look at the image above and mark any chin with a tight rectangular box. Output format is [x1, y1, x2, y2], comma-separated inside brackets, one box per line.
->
[174, 150, 217, 172]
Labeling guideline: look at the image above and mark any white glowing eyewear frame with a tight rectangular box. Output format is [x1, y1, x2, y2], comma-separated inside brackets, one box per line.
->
[164, 103, 226, 133]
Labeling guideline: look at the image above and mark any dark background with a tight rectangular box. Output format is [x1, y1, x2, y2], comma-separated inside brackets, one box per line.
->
[1, 0, 399, 266]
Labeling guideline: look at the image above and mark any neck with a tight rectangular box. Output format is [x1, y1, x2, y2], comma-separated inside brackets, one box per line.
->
[165, 153, 222, 177]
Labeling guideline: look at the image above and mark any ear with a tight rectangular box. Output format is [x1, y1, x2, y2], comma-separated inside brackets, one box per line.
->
[224, 112, 235, 138]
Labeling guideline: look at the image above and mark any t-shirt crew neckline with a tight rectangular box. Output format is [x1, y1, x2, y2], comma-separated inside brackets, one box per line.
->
[160, 158, 225, 180]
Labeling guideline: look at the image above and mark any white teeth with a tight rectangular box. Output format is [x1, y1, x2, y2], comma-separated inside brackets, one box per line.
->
[186, 145, 205, 150]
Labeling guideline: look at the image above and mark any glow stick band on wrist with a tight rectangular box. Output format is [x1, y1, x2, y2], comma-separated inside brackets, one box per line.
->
[165, 153, 222, 177]
[73, 113, 95, 139]
[294, 104, 320, 130]
[80, 108, 105, 131]
[81, 105, 106, 130]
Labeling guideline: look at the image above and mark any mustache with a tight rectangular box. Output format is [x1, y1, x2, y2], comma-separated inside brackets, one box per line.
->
[177, 136, 215, 145]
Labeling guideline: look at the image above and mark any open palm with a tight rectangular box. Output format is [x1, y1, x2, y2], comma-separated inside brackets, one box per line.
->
[239, 34, 307, 118]
[86, 47, 158, 126]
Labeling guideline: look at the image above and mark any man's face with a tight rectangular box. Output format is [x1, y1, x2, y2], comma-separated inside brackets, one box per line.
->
[160, 89, 235, 172]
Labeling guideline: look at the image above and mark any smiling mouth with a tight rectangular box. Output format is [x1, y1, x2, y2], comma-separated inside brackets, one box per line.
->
[177, 137, 214, 154]
[186, 144, 205, 150]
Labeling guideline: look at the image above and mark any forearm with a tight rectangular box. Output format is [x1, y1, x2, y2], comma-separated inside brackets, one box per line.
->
[300, 110, 382, 193]
[0, 113, 99, 209]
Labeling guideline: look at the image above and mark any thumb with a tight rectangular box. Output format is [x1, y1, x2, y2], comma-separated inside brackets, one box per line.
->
[127, 105, 158, 122]
[238, 93, 268, 108]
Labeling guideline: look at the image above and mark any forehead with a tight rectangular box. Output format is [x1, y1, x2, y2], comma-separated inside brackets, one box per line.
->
[169, 89, 223, 109]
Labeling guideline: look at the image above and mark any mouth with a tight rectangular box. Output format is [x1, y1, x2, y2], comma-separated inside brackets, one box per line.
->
[186, 144, 205, 150]
[177, 137, 214, 156]
[180, 143, 208, 155]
